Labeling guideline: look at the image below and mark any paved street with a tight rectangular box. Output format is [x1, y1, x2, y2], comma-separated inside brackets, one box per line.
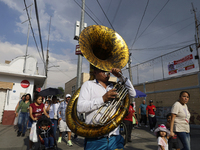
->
[0, 124, 199, 150]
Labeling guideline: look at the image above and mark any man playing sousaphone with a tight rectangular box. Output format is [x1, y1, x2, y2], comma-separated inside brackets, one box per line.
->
[77, 67, 136, 150]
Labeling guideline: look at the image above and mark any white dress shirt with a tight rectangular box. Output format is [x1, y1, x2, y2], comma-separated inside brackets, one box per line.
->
[77, 78, 136, 136]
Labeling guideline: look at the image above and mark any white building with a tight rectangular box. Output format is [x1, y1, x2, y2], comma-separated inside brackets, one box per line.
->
[0, 56, 46, 125]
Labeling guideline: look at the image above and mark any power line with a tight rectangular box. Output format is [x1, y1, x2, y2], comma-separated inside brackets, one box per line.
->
[138, 16, 193, 38]
[74, 0, 99, 25]
[47, 16, 51, 51]
[83, 0, 104, 25]
[103, 0, 113, 24]
[148, 21, 194, 48]
[128, 43, 196, 70]
[23, 0, 45, 66]
[130, 40, 195, 51]
[131, 0, 149, 48]
[136, 0, 170, 42]
[112, 0, 122, 24]
[97, 0, 115, 30]
[49, 62, 72, 78]
[34, 0, 46, 71]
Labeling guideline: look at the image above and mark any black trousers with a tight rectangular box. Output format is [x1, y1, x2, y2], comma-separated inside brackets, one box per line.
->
[123, 120, 133, 141]
[148, 115, 157, 130]
[140, 115, 147, 125]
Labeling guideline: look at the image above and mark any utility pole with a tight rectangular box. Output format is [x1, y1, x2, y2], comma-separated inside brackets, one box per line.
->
[44, 16, 51, 89]
[191, 3, 200, 70]
[128, 53, 133, 84]
[44, 50, 49, 89]
[23, 3, 33, 73]
[76, 0, 85, 90]
[128, 53, 134, 103]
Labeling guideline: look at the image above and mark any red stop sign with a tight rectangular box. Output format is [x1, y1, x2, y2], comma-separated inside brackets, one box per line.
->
[21, 80, 30, 88]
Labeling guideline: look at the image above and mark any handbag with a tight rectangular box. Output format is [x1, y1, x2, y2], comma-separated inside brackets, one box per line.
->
[13, 110, 21, 125]
[29, 122, 38, 142]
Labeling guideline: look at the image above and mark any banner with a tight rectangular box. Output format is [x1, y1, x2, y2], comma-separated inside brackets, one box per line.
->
[168, 54, 195, 75]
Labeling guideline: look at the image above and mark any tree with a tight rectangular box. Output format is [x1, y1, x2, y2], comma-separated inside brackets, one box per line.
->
[57, 87, 64, 98]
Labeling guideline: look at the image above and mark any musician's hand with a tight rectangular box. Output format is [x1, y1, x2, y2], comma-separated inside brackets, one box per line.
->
[103, 89, 118, 103]
[111, 68, 122, 78]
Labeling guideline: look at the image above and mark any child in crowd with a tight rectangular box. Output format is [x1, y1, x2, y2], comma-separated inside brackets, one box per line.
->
[38, 120, 54, 150]
[166, 113, 180, 150]
[154, 124, 170, 150]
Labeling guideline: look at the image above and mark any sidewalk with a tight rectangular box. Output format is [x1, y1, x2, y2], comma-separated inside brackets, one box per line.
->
[0, 124, 199, 150]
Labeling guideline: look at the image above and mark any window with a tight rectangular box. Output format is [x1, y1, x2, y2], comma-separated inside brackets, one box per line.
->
[72, 85, 76, 95]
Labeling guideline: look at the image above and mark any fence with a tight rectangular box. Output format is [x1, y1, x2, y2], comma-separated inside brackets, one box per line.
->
[122, 43, 199, 85]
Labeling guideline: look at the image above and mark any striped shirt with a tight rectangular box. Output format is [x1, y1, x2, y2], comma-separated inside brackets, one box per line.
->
[57, 101, 68, 121]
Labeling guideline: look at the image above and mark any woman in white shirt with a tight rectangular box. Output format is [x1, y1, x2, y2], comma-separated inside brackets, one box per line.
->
[48, 95, 60, 138]
[170, 91, 191, 150]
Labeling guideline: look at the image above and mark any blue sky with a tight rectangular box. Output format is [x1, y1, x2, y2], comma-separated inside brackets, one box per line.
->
[0, 0, 200, 88]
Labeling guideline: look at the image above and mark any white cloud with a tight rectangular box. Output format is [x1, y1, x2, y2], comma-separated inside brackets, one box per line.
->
[0, 40, 89, 88]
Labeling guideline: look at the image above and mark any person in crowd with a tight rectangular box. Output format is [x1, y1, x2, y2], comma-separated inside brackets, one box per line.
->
[138, 99, 148, 127]
[77, 67, 136, 150]
[154, 124, 170, 150]
[16, 94, 32, 137]
[124, 103, 137, 142]
[15, 95, 26, 113]
[29, 94, 50, 150]
[57, 94, 73, 146]
[14, 95, 26, 128]
[146, 100, 157, 132]
[170, 91, 191, 150]
[48, 95, 60, 139]
[38, 119, 54, 150]
[44, 96, 51, 112]
[166, 113, 180, 150]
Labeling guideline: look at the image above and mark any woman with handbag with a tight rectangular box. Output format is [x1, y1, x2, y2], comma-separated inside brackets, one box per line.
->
[48, 95, 60, 139]
[14, 95, 26, 127]
[29, 94, 50, 150]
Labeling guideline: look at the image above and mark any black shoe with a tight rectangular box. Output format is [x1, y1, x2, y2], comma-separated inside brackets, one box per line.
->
[17, 131, 21, 137]
[21, 133, 25, 137]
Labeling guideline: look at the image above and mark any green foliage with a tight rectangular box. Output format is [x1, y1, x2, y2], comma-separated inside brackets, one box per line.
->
[57, 87, 64, 98]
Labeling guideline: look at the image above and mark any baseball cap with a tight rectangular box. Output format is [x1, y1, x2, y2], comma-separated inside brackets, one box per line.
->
[66, 94, 71, 98]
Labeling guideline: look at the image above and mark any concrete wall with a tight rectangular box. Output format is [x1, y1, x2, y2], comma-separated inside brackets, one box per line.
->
[1, 74, 34, 111]
[0, 55, 44, 125]
[0, 56, 37, 74]
[134, 73, 200, 125]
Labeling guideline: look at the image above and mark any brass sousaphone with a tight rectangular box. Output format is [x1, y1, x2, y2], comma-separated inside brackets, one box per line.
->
[66, 25, 130, 138]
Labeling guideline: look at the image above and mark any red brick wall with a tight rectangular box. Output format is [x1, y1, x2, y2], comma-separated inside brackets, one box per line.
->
[2, 110, 15, 125]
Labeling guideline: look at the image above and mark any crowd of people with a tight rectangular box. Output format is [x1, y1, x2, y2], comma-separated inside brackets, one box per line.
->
[137, 90, 191, 150]
[14, 92, 76, 150]
[14, 66, 191, 150]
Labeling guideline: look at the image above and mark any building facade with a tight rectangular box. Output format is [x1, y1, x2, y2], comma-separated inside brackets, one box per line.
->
[0, 56, 46, 125]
